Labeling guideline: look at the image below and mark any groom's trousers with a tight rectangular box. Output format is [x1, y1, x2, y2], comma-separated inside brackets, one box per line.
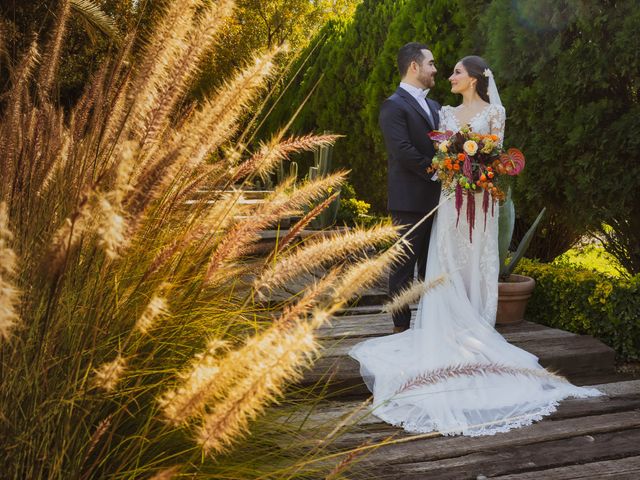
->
[388, 210, 434, 328]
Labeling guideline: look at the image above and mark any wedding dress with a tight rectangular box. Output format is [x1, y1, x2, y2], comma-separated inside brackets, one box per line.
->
[349, 103, 601, 436]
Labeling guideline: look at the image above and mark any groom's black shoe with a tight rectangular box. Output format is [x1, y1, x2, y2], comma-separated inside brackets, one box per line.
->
[392, 326, 409, 334]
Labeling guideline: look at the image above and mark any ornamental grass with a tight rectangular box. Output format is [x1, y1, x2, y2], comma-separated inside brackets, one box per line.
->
[0, 1, 400, 477]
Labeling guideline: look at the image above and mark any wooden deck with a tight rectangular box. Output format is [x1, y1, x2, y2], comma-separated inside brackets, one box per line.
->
[291, 294, 640, 479]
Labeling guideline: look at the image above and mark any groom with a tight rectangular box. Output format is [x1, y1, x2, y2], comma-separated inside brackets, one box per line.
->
[379, 42, 441, 333]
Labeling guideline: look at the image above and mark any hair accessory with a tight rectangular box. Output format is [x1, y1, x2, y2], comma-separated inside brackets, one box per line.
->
[483, 68, 493, 78]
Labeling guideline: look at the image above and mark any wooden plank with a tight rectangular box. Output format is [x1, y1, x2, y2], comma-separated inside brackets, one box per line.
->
[491, 455, 640, 479]
[318, 318, 577, 342]
[282, 380, 640, 432]
[363, 426, 640, 479]
[317, 322, 580, 357]
[355, 410, 640, 465]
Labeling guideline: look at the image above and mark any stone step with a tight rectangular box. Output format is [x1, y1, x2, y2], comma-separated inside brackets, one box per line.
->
[301, 313, 616, 397]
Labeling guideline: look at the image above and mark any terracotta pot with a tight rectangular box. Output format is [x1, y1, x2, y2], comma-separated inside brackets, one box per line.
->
[496, 274, 536, 325]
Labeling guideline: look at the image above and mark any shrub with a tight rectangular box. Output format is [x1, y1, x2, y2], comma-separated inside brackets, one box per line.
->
[516, 259, 640, 360]
[0, 1, 402, 477]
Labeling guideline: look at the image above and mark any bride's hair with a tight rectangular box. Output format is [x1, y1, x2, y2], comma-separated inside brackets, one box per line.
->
[461, 56, 490, 103]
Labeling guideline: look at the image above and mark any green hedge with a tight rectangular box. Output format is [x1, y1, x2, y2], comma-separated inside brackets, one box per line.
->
[516, 259, 640, 361]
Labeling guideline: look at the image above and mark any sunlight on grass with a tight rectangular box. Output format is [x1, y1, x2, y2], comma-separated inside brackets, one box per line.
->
[554, 244, 623, 277]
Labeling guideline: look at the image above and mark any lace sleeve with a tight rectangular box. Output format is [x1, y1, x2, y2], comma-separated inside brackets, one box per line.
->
[489, 105, 506, 144]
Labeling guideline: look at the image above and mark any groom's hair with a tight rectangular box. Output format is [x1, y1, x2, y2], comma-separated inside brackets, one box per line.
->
[397, 42, 430, 77]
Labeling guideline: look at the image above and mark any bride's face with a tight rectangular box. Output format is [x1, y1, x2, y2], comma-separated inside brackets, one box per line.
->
[449, 62, 476, 95]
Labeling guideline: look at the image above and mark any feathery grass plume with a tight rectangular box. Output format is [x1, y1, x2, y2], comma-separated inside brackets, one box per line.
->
[0, 40, 40, 185]
[196, 320, 318, 454]
[96, 194, 128, 260]
[124, 0, 198, 149]
[396, 363, 570, 395]
[159, 338, 230, 425]
[135, 290, 170, 335]
[382, 275, 447, 315]
[149, 466, 181, 480]
[168, 51, 278, 173]
[331, 243, 405, 305]
[267, 191, 340, 262]
[325, 445, 369, 480]
[37, 133, 71, 198]
[82, 414, 113, 465]
[232, 133, 340, 183]
[93, 354, 127, 392]
[38, 0, 72, 95]
[255, 224, 399, 295]
[133, 0, 235, 158]
[70, 0, 120, 41]
[0, 203, 21, 342]
[205, 172, 346, 282]
[48, 199, 93, 273]
[160, 273, 336, 426]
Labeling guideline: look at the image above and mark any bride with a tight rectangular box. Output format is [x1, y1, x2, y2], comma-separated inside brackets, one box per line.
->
[349, 55, 601, 436]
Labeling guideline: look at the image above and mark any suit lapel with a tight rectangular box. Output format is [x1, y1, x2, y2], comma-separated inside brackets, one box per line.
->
[427, 99, 440, 130]
[396, 87, 435, 130]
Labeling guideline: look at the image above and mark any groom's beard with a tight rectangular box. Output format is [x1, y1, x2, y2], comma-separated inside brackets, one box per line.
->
[418, 72, 436, 89]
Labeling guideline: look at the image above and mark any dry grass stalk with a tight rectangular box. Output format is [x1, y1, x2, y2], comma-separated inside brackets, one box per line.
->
[134, 0, 235, 158]
[255, 224, 398, 294]
[159, 338, 230, 425]
[268, 191, 340, 262]
[169, 51, 278, 173]
[382, 275, 447, 315]
[325, 444, 370, 480]
[396, 363, 569, 395]
[38, 0, 71, 95]
[233, 133, 340, 183]
[82, 414, 113, 465]
[331, 243, 405, 304]
[196, 320, 318, 454]
[205, 172, 346, 282]
[0, 203, 20, 341]
[160, 274, 335, 426]
[135, 292, 170, 335]
[149, 466, 181, 480]
[96, 194, 128, 260]
[93, 354, 127, 392]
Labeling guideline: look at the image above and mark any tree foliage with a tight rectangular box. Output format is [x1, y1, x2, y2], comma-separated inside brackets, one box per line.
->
[483, 0, 640, 266]
[261, 0, 640, 272]
[260, 0, 491, 211]
[192, 0, 360, 99]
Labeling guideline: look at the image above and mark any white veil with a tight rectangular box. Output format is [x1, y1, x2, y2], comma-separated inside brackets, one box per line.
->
[483, 68, 502, 106]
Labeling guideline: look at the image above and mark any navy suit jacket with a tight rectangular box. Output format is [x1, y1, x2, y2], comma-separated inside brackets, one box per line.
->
[380, 87, 441, 214]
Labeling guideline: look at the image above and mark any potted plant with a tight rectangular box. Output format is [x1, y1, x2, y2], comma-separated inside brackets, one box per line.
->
[496, 188, 546, 324]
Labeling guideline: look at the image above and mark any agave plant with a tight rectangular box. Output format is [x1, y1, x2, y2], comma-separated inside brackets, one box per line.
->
[0, 0, 402, 477]
[498, 188, 546, 281]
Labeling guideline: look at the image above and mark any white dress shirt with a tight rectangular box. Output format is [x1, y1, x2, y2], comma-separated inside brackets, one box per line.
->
[399, 81, 433, 123]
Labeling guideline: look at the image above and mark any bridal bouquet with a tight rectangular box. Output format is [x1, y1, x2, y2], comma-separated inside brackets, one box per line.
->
[427, 125, 525, 240]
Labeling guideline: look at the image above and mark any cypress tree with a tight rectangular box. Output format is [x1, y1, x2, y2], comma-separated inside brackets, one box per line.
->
[482, 0, 640, 266]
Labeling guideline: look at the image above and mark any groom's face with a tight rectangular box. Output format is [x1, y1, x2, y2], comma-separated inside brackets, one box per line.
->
[415, 49, 437, 89]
